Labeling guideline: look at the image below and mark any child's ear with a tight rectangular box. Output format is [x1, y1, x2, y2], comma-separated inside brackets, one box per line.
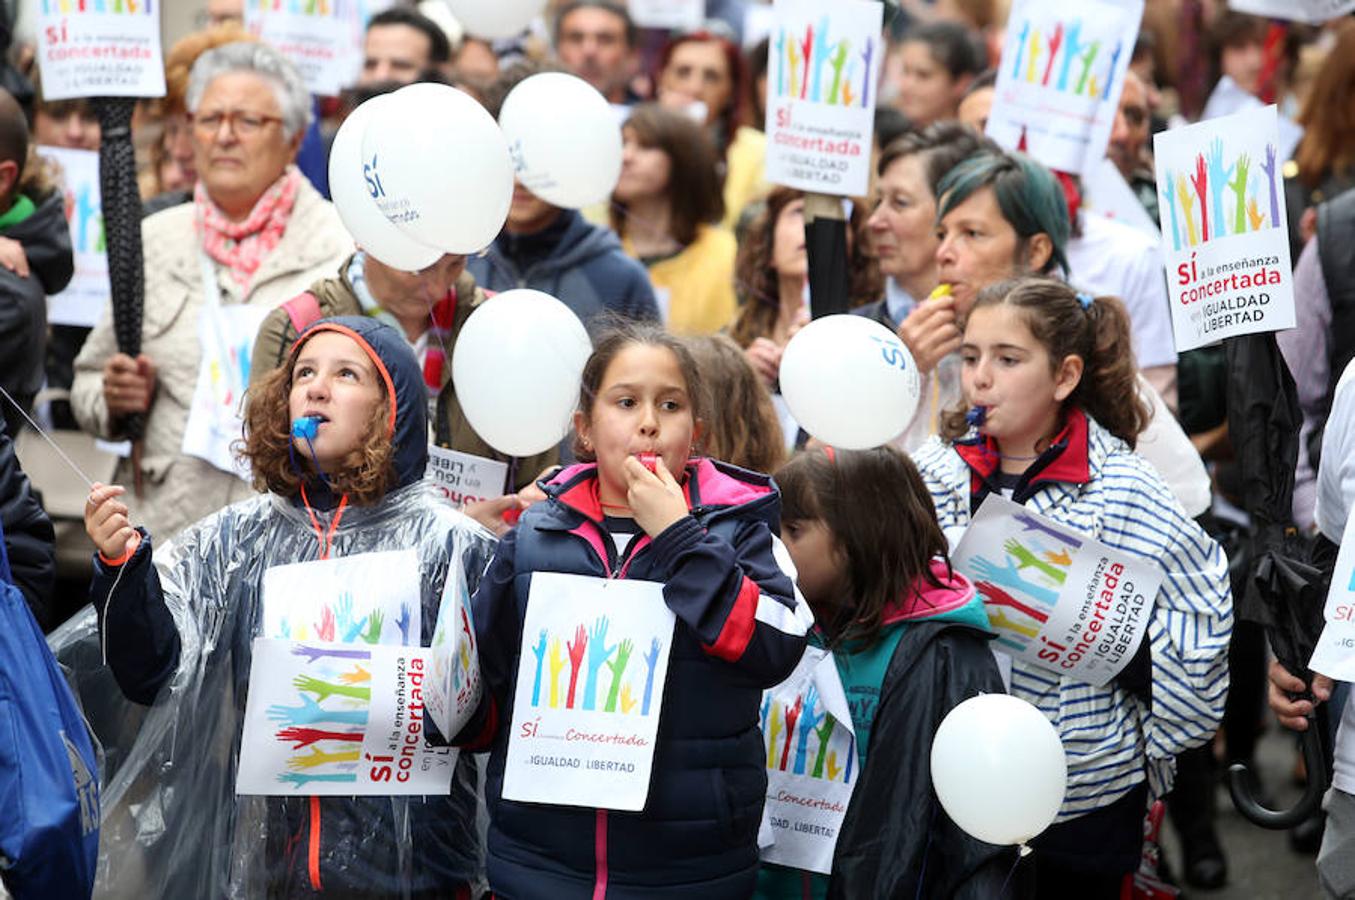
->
[690, 419, 705, 452]
[1053, 354, 1084, 402]
[573, 410, 590, 447]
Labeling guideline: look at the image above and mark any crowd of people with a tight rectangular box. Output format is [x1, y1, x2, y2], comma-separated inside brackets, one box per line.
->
[4, 0, 1355, 897]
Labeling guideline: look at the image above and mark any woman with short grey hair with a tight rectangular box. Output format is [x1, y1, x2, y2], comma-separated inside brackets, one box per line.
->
[71, 41, 352, 543]
[185, 40, 313, 143]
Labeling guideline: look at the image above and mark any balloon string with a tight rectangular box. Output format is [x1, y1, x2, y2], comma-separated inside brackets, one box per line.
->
[0, 383, 98, 490]
[998, 846, 1028, 897]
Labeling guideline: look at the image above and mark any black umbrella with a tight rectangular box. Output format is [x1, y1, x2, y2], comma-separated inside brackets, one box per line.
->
[803, 193, 850, 319]
[1223, 331, 1329, 828]
[91, 97, 146, 494]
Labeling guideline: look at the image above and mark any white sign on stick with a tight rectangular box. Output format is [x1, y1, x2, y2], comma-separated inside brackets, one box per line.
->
[424, 444, 507, 509]
[38, 0, 166, 100]
[985, 0, 1144, 177]
[764, 0, 883, 197]
[1152, 105, 1296, 352]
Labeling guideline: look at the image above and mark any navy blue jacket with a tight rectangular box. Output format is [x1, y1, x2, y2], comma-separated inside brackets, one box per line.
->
[462, 459, 811, 899]
[467, 209, 659, 329]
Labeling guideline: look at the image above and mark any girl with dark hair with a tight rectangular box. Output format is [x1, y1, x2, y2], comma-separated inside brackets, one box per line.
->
[81, 317, 494, 895]
[914, 277, 1232, 898]
[656, 29, 769, 227]
[759, 445, 1012, 899]
[611, 103, 738, 335]
[892, 21, 987, 127]
[458, 320, 811, 898]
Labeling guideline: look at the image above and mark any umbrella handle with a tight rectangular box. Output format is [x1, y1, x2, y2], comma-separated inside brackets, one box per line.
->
[1227, 725, 1326, 829]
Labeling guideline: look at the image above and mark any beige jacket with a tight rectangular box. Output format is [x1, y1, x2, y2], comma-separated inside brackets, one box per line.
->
[71, 179, 352, 542]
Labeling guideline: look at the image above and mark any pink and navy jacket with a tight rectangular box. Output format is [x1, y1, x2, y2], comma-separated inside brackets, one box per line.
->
[461, 458, 812, 899]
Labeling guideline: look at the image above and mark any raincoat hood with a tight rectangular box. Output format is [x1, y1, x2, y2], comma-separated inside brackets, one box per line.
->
[292, 315, 427, 490]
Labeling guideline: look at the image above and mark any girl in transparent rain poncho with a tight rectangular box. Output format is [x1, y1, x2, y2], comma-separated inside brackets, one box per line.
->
[79, 316, 495, 899]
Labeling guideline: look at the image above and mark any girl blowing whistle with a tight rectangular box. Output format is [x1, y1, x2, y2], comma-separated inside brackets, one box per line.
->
[912, 278, 1233, 898]
[456, 321, 812, 899]
[83, 317, 494, 898]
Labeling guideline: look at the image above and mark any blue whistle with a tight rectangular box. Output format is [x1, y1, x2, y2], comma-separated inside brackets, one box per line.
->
[291, 416, 320, 440]
[966, 406, 987, 427]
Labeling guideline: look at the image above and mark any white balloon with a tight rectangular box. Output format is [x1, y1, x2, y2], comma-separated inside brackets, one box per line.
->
[444, 0, 546, 39]
[778, 315, 921, 450]
[452, 290, 592, 457]
[498, 73, 623, 209]
[930, 695, 1067, 846]
[329, 95, 444, 272]
[362, 83, 514, 253]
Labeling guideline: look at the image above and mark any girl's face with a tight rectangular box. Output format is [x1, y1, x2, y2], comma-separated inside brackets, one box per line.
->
[936, 186, 1049, 314]
[867, 153, 939, 282]
[614, 129, 672, 203]
[781, 517, 845, 612]
[960, 304, 1081, 450]
[575, 344, 702, 497]
[659, 40, 734, 125]
[288, 331, 385, 470]
[896, 41, 964, 127]
[771, 198, 808, 281]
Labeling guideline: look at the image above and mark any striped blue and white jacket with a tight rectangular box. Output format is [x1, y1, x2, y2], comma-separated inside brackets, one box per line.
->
[912, 409, 1233, 823]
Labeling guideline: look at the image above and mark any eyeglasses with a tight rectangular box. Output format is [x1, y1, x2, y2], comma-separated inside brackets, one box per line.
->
[190, 110, 283, 138]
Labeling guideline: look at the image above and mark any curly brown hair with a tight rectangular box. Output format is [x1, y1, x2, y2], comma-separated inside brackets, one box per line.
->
[938, 277, 1150, 449]
[728, 186, 880, 348]
[239, 339, 397, 506]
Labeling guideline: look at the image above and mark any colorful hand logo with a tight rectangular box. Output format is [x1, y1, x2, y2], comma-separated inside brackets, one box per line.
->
[604, 639, 634, 713]
[530, 628, 548, 707]
[566, 624, 588, 709]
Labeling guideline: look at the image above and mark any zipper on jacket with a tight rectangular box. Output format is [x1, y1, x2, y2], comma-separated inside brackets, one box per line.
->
[593, 808, 609, 900]
[308, 795, 323, 890]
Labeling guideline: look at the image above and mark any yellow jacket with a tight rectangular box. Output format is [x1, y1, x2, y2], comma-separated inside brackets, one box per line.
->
[626, 225, 737, 336]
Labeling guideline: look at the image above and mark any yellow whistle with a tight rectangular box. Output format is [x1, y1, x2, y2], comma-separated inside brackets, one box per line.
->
[928, 284, 952, 301]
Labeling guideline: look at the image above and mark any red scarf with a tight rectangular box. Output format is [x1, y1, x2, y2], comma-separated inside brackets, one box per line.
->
[196, 166, 301, 291]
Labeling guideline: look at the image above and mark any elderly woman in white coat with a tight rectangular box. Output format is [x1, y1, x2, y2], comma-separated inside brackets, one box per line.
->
[72, 41, 351, 542]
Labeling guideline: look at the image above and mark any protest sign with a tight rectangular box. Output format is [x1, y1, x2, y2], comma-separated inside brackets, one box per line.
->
[244, 1, 364, 97]
[425, 445, 507, 509]
[425, 562, 482, 739]
[1307, 512, 1355, 680]
[37, 0, 165, 101]
[1228, 0, 1355, 25]
[502, 573, 676, 811]
[1152, 105, 1296, 352]
[758, 647, 856, 875]
[39, 147, 108, 328]
[985, 0, 1144, 176]
[629, 0, 703, 31]
[952, 496, 1162, 687]
[261, 550, 422, 646]
[764, 0, 883, 197]
[237, 639, 455, 795]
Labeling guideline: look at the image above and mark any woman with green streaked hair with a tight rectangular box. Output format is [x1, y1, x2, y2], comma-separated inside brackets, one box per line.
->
[895, 147, 1071, 446]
